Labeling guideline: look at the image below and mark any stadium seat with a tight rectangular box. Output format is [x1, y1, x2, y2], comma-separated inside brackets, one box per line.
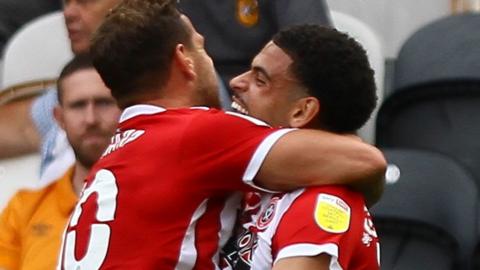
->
[0, 10, 72, 104]
[375, 13, 480, 187]
[330, 10, 385, 144]
[0, 11, 72, 210]
[472, 243, 480, 270]
[371, 148, 479, 269]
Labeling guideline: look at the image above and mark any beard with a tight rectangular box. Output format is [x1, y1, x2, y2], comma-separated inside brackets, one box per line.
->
[73, 142, 107, 169]
[195, 83, 221, 109]
[192, 55, 221, 108]
[70, 131, 112, 169]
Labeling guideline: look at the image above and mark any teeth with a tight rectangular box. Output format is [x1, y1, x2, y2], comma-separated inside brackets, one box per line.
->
[231, 101, 248, 115]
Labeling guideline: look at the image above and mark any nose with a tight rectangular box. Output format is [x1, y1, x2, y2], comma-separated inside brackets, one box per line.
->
[63, 1, 79, 22]
[84, 103, 98, 125]
[229, 72, 249, 94]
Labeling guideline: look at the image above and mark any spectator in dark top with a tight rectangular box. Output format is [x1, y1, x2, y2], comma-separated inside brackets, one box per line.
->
[178, 0, 332, 102]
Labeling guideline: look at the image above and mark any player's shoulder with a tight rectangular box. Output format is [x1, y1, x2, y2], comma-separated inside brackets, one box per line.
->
[119, 105, 270, 128]
[181, 108, 275, 138]
[189, 107, 271, 127]
[277, 186, 364, 236]
[287, 185, 365, 220]
[302, 185, 364, 204]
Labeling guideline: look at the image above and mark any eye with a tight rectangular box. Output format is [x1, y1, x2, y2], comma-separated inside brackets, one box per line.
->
[97, 99, 113, 106]
[255, 74, 267, 86]
[95, 98, 117, 109]
[69, 100, 87, 110]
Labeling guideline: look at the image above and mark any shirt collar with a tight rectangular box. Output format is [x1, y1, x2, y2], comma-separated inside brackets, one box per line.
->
[119, 104, 166, 123]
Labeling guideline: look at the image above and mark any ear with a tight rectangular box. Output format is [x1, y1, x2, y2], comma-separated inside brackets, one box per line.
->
[288, 97, 320, 128]
[53, 105, 66, 130]
[173, 44, 196, 80]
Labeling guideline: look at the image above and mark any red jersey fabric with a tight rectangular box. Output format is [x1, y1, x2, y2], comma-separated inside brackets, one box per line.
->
[222, 186, 380, 270]
[57, 105, 293, 269]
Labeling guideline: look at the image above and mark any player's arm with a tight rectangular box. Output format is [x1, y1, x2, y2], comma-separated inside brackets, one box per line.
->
[0, 98, 41, 158]
[273, 254, 330, 270]
[255, 129, 386, 206]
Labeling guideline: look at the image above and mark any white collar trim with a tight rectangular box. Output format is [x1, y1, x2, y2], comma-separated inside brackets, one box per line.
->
[119, 105, 215, 123]
[119, 104, 166, 123]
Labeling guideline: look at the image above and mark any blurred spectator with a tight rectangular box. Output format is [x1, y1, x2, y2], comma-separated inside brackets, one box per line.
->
[0, 55, 120, 270]
[0, 0, 121, 186]
[178, 0, 332, 94]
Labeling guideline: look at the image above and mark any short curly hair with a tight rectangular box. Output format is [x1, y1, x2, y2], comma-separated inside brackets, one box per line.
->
[90, 0, 191, 108]
[273, 25, 377, 133]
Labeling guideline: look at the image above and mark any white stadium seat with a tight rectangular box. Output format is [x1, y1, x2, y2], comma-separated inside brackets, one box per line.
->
[0, 10, 72, 103]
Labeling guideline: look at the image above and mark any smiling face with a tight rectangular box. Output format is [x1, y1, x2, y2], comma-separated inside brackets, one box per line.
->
[229, 42, 307, 127]
[56, 68, 120, 168]
[63, 0, 120, 54]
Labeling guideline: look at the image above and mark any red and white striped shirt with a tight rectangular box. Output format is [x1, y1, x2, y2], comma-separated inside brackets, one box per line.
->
[222, 186, 380, 270]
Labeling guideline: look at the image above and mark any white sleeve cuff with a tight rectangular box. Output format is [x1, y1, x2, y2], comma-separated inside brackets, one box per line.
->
[275, 243, 343, 270]
[242, 128, 296, 192]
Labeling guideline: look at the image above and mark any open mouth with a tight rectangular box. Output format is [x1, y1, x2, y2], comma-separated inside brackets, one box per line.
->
[231, 96, 249, 115]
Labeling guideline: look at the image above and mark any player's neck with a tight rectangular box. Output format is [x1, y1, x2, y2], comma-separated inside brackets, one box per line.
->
[131, 74, 199, 109]
[143, 95, 196, 109]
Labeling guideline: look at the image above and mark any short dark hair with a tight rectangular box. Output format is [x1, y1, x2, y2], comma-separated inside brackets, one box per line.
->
[90, 0, 192, 108]
[57, 53, 94, 104]
[273, 25, 377, 133]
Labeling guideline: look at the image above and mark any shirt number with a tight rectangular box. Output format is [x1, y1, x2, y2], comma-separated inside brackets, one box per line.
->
[60, 169, 118, 269]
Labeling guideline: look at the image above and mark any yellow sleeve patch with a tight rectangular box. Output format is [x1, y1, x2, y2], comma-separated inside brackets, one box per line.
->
[314, 194, 351, 233]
